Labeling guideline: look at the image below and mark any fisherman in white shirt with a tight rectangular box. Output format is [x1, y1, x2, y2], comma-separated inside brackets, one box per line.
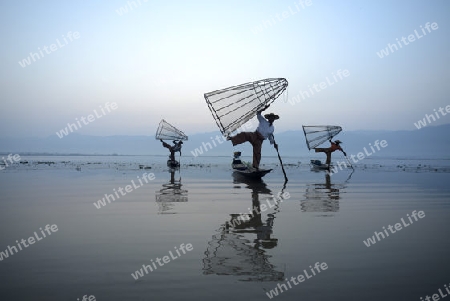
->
[228, 106, 279, 170]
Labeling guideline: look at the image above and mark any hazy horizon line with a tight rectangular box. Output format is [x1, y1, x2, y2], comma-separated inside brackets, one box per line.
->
[1, 122, 449, 139]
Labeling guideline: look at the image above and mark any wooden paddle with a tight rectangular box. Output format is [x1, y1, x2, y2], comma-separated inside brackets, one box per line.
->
[273, 137, 288, 183]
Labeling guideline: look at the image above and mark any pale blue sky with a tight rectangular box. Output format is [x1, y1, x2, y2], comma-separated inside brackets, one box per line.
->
[0, 0, 448, 137]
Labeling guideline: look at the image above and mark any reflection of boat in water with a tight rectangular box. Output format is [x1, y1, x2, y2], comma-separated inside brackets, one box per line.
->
[202, 175, 284, 281]
[301, 172, 352, 214]
[155, 169, 188, 214]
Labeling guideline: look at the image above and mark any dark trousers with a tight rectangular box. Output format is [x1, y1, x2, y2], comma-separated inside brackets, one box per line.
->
[162, 141, 176, 161]
[230, 131, 264, 168]
[315, 148, 332, 165]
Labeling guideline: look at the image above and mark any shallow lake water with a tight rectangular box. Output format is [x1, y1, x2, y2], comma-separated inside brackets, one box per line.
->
[0, 155, 449, 301]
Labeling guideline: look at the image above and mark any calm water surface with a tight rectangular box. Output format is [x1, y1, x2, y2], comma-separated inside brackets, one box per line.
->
[0, 156, 449, 301]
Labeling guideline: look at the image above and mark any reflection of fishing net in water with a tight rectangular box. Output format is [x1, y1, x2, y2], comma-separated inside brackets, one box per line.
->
[155, 182, 188, 214]
[202, 223, 284, 282]
[155, 183, 188, 202]
[155, 119, 188, 141]
[204, 78, 288, 136]
[301, 176, 347, 213]
[302, 125, 342, 150]
[302, 184, 341, 212]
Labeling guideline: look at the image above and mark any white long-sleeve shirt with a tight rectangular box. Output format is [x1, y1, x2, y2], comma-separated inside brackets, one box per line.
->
[256, 112, 275, 144]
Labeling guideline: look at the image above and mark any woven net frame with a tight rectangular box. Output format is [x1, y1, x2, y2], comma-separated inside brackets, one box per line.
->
[302, 125, 342, 150]
[204, 78, 288, 136]
[155, 119, 188, 141]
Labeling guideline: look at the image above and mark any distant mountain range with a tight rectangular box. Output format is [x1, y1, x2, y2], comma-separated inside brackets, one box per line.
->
[1, 124, 449, 158]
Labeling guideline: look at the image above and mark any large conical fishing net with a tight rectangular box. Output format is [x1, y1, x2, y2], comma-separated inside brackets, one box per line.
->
[204, 78, 288, 136]
[155, 119, 188, 141]
[302, 125, 342, 150]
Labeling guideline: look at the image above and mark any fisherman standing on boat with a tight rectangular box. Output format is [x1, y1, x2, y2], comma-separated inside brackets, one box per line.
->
[160, 139, 183, 162]
[227, 106, 279, 170]
[314, 140, 347, 166]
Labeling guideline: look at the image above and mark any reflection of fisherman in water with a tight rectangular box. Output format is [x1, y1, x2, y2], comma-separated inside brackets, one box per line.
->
[203, 175, 284, 281]
[155, 168, 188, 214]
[228, 176, 278, 249]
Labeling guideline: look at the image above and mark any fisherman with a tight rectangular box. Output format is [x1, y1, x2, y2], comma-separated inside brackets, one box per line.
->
[227, 106, 278, 170]
[160, 139, 183, 162]
[314, 140, 347, 166]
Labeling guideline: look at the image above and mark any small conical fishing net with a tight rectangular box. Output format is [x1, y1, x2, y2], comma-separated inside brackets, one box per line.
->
[155, 119, 188, 141]
[302, 125, 342, 150]
[204, 78, 288, 136]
